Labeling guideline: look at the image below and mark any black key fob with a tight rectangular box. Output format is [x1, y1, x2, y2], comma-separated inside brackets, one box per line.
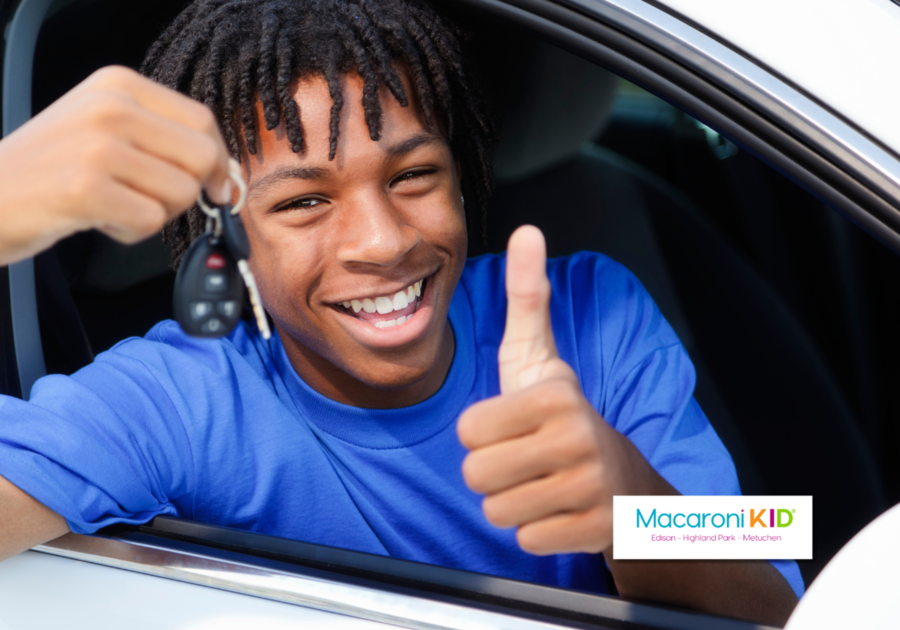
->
[173, 235, 245, 337]
[220, 206, 250, 260]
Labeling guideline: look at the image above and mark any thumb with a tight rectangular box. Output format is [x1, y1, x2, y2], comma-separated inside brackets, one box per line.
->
[499, 225, 559, 394]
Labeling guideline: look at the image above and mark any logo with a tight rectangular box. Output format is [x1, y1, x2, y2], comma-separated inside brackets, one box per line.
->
[635, 507, 796, 529]
[613, 496, 812, 560]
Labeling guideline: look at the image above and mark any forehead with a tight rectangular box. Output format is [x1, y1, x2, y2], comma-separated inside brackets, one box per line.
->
[245, 70, 436, 177]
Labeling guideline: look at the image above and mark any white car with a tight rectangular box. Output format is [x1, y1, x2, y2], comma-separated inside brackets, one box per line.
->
[1, 0, 898, 628]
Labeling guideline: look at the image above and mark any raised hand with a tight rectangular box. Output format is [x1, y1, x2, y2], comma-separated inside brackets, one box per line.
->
[457, 225, 669, 555]
[0, 66, 232, 266]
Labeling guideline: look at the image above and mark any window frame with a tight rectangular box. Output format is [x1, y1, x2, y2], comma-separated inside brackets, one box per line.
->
[34, 518, 778, 630]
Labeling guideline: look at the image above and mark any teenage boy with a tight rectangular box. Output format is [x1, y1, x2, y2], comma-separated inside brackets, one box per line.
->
[0, 0, 802, 623]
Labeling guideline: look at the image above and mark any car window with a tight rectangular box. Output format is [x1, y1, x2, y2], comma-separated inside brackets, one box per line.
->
[7, 0, 900, 616]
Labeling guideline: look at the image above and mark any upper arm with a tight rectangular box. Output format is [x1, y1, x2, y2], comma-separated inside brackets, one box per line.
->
[0, 336, 198, 535]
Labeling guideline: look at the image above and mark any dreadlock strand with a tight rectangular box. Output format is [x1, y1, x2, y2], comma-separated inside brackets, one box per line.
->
[357, 3, 436, 130]
[238, 39, 260, 155]
[258, 10, 282, 131]
[402, 15, 454, 137]
[141, 0, 222, 75]
[331, 19, 384, 140]
[276, 29, 305, 153]
[336, 3, 408, 108]
[323, 51, 345, 160]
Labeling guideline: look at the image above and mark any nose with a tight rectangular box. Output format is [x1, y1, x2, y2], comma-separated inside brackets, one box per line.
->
[336, 195, 421, 267]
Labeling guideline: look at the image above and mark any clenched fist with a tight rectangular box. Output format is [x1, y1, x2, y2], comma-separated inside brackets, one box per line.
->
[457, 225, 673, 556]
[0, 66, 233, 266]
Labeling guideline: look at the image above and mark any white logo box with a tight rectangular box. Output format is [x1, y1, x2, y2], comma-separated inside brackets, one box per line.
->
[612, 496, 812, 560]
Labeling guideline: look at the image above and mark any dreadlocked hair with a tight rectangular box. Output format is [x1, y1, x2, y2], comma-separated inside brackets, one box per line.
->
[141, 0, 498, 269]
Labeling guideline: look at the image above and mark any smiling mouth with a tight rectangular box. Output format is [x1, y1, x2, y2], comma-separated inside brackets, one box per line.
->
[335, 276, 429, 328]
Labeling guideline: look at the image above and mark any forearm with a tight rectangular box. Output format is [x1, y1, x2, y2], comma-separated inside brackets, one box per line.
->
[606, 439, 798, 625]
[605, 555, 797, 625]
[0, 474, 69, 562]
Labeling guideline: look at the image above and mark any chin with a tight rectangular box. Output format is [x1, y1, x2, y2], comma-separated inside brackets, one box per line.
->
[345, 353, 441, 392]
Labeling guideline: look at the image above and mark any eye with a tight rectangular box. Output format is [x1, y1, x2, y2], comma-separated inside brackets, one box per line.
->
[391, 168, 438, 187]
[273, 197, 328, 213]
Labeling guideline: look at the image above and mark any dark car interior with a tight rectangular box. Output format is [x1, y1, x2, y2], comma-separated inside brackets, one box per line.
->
[24, 0, 900, 594]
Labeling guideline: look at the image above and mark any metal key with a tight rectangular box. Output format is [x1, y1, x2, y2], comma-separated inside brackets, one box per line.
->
[176, 169, 271, 340]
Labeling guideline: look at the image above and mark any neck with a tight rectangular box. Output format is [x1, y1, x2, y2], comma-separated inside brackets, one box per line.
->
[279, 320, 456, 409]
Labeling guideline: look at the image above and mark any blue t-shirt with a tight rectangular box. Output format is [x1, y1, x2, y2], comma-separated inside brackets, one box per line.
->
[0, 252, 803, 597]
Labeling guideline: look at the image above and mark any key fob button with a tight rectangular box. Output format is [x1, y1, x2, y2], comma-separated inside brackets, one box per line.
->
[200, 318, 226, 334]
[218, 300, 239, 318]
[204, 273, 228, 293]
[190, 301, 214, 321]
[206, 253, 226, 269]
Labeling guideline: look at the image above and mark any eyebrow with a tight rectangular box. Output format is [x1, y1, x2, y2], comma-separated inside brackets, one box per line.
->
[385, 131, 446, 160]
[248, 166, 329, 198]
[247, 132, 446, 198]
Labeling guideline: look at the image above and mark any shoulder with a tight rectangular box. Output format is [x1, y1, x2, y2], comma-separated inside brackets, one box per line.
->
[462, 250, 642, 295]
[459, 251, 679, 368]
[64, 319, 276, 396]
[461, 250, 666, 335]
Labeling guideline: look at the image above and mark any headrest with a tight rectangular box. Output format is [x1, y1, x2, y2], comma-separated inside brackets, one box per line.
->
[491, 39, 618, 183]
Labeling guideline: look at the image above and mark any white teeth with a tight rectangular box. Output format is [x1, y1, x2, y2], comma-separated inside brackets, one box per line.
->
[342, 278, 425, 321]
[397, 315, 407, 324]
[375, 296, 393, 314]
[374, 316, 409, 329]
[393, 290, 409, 310]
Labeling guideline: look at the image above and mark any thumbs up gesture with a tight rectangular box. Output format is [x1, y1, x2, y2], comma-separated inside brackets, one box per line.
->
[458, 226, 669, 555]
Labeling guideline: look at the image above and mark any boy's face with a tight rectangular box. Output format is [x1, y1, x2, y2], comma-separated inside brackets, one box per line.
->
[241, 71, 466, 408]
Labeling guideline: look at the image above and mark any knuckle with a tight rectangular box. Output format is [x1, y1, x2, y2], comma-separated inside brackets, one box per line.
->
[168, 175, 202, 211]
[531, 385, 562, 416]
[547, 422, 592, 466]
[456, 411, 478, 449]
[88, 65, 136, 88]
[188, 103, 220, 137]
[516, 527, 549, 556]
[482, 497, 511, 528]
[193, 136, 221, 174]
[575, 462, 606, 503]
[570, 419, 597, 453]
[81, 135, 119, 166]
[65, 169, 105, 207]
[83, 94, 133, 128]
[551, 378, 581, 408]
[531, 379, 580, 416]
[460, 454, 487, 492]
[585, 508, 612, 552]
[129, 201, 168, 236]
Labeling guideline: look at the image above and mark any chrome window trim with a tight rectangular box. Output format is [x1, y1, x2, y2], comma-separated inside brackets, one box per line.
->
[558, 0, 900, 218]
[35, 534, 596, 630]
[34, 531, 776, 630]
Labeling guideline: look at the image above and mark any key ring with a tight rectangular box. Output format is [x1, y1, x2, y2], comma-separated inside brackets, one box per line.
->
[196, 168, 248, 236]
